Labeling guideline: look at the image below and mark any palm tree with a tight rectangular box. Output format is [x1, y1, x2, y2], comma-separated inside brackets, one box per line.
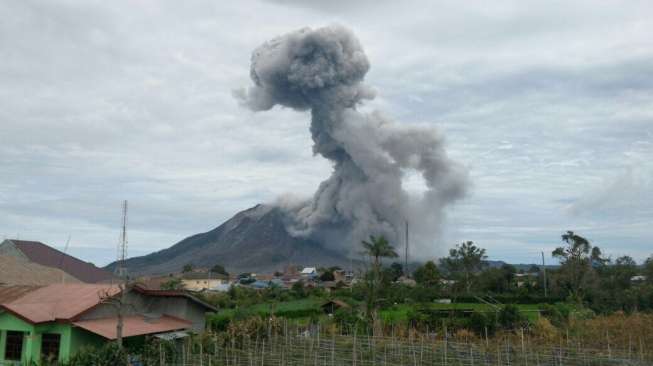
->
[360, 235, 398, 326]
[361, 235, 399, 278]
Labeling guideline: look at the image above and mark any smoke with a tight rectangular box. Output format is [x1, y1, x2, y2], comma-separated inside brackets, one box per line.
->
[237, 25, 468, 256]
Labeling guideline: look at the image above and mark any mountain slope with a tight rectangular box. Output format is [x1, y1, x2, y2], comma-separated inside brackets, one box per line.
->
[105, 204, 350, 275]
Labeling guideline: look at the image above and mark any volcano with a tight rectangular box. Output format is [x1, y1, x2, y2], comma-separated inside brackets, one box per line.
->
[105, 204, 352, 276]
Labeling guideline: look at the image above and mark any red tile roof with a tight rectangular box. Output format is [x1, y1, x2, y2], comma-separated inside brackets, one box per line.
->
[73, 315, 191, 340]
[9, 240, 115, 283]
[0, 283, 216, 324]
[1, 283, 120, 323]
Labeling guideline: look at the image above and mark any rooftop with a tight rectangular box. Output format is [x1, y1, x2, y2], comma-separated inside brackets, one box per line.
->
[4, 239, 115, 283]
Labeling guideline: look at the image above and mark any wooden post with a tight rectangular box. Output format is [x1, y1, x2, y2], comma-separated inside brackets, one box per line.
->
[521, 328, 526, 366]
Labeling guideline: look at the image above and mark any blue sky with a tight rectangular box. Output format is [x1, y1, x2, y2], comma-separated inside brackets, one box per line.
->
[1, 0, 652, 266]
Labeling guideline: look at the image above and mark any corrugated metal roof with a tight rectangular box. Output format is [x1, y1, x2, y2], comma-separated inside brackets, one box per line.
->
[132, 285, 218, 312]
[8, 240, 115, 283]
[1, 283, 120, 323]
[73, 315, 191, 339]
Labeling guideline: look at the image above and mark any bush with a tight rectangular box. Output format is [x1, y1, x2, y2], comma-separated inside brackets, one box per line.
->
[275, 308, 321, 319]
[469, 310, 496, 335]
[208, 312, 234, 331]
[541, 303, 573, 326]
[68, 343, 128, 366]
[498, 304, 526, 329]
[531, 317, 558, 342]
[333, 308, 367, 333]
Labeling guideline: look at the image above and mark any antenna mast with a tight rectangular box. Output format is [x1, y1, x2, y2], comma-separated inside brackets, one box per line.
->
[117, 200, 128, 279]
[59, 235, 71, 284]
[404, 221, 409, 277]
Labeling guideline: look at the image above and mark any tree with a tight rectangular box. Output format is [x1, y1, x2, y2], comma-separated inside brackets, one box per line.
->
[441, 241, 487, 294]
[318, 266, 341, 281]
[644, 255, 653, 285]
[360, 235, 398, 325]
[478, 264, 516, 294]
[389, 262, 404, 281]
[552, 231, 604, 301]
[413, 261, 440, 287]
[160, 277, 184, 290]
[361, 235, 399, 274]
[319, 270, 335, 282]
[210, 264, 229, 276]
[182, 263, 194, 273]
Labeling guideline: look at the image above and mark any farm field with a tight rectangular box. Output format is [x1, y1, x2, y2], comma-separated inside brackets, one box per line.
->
[211, 297, 546, 325]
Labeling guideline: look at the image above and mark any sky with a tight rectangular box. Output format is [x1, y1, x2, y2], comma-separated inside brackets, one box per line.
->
[1, 0, 652, 267]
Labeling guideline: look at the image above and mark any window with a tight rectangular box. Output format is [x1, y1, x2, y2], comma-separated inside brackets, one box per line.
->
[5, 331, 24, 361]
[41, 333, 61, 361]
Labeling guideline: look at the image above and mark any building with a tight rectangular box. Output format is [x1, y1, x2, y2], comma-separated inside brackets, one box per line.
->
[180, 272, 228, 292]
[0, 283, 216, 364]
[0, 239, 115, 283]
[0, 255, 81, 286]
[301, 267, 317, 279]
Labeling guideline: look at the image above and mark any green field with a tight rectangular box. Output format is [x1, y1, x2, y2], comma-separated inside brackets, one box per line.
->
[214, 298, 544, 324]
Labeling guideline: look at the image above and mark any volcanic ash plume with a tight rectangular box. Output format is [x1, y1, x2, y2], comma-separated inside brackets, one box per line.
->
[237, 25, 468, 256]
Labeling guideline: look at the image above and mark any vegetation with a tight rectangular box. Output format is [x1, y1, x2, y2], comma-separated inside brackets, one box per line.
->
[68, 230, 653, 364]
[441, 240, 487, 293]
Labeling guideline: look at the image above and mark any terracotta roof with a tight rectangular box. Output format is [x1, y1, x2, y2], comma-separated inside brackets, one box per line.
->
[8, 240, 115, 283]
[73, 315, 191, 340]
[1, 283, 120, 323]
[0, 255, 82, 286]
[0, 286, 41, 304]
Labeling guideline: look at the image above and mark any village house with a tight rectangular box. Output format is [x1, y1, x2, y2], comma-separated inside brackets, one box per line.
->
[0, 283, 216, 364]
[0, 239, 115, 283]
[300, 267, 317, 279]
[181, 271, 229, 292]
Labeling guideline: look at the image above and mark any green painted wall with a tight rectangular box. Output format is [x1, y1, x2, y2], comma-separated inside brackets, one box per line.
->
[0, 312, 108, 365]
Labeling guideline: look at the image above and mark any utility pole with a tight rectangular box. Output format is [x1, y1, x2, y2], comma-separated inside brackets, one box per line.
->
[541, 251, 548, 298]
[404, 221, 409, 277]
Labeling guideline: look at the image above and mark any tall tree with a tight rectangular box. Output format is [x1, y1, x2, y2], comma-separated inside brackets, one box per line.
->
[360, 235, 398, 326]
[361, 235, 399, 277]
[441, 241, 487, 294]
[552, 231, 604, 301]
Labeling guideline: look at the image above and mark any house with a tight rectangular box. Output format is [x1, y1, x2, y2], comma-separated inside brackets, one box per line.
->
[631, 275, 647, 283]
[301, 267, 317, 279]
[321, 300, 350, 315]
[181, 272, 228, 292]
[0, 239, 115, 283]
[0, 255, 81, 286]
[0, 283, 216, 364]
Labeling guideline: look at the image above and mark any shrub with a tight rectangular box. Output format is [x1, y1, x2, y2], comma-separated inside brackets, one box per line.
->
[498, 304, 526, 329]
[469, 310, 496, 335]
[531, 317, 558, 342]
[67, 343, 128, 366]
